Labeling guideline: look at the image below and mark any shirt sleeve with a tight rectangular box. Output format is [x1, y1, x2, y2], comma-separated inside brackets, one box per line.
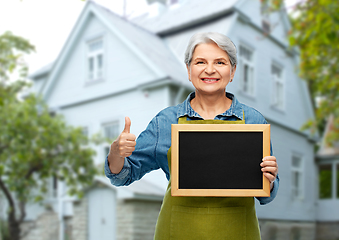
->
[104, 156, 131, 186]
[104, 117, 160, 186]
[256, 174, 280, 205]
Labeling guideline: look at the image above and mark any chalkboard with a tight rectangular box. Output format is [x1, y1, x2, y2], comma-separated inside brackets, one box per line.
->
[171, 124, 271, 197]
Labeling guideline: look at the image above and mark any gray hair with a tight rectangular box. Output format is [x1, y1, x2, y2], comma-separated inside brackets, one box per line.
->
[184, 32, 237, 68]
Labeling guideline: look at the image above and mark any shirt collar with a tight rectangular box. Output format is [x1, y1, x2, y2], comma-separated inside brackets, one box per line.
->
[177, 92, 244, 120]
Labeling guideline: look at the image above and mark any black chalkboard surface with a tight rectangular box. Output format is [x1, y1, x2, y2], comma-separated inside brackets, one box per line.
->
[171, 124, 270, 197]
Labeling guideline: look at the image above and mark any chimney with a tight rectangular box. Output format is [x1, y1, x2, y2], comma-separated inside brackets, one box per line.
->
[146, 0, 167, 5]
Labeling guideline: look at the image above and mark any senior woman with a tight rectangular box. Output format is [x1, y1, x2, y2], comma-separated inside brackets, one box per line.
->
[105, 32, 279, 239]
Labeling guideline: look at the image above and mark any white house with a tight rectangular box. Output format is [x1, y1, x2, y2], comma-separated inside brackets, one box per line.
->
[26, 0, 333, 239]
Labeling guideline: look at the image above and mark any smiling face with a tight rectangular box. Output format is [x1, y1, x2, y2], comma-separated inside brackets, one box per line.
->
[187, 42, 236, 96]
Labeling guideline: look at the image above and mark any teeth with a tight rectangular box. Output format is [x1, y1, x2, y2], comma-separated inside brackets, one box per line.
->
[202, 79, 218, 81]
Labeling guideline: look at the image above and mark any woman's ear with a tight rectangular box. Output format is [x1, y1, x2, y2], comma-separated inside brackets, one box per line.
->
[186, 64, 191, 81]
[230, 65, 237, 80]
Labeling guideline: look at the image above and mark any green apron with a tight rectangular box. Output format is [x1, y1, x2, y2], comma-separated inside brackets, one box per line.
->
[154, 115, 261, 240]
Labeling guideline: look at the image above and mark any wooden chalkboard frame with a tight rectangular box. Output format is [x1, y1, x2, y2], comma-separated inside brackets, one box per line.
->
[171, 124, 271, 197]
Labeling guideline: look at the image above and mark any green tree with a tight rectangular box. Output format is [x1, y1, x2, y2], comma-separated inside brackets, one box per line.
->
[268, 0, 339, 143]
[0, 32, 98, 240]
[0, 31, 34, 83]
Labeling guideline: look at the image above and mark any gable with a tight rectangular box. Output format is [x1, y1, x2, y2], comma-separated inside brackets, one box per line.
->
[46, 13, 158, 108]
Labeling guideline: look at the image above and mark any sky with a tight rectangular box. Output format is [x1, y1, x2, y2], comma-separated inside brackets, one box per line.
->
[0, 0, 298, 76]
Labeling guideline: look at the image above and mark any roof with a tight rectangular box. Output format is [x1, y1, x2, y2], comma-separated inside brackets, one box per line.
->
[132, 0, 239, 34]
[29, 62, 54, 79]
[317, 115, 339, 158]
[94, 176, 165, 200]
[119, 178, 166, 197]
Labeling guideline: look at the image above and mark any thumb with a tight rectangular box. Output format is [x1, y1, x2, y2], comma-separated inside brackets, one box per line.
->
[123, 116, 131, 133]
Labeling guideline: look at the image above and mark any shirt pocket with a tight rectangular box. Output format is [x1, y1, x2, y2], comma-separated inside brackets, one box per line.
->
[170, 205, 246, 240]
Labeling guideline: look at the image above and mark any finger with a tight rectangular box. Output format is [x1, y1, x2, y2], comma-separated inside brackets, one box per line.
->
[119, 144, 135, 152]
[122, 146, 135, 155]
[118, 141, 136, 156]
[123, 116, 131, 133]
[261, 167, 277, 175]
[260, 161, 278, 167]
[121, 146, 136, 152]
[119, 148, 135, 157]
[263, 172, 276, 183]
[120, 133, 136, 142]
[263, 156, 276, 162]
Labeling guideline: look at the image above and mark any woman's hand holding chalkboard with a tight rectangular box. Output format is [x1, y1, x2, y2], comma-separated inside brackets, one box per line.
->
[260, 156, 278, 190]
[108, 117, 136, 174]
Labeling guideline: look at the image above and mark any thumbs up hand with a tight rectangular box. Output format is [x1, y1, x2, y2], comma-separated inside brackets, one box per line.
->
[108, 117, 136, 174]
[114, 117, 136, 158]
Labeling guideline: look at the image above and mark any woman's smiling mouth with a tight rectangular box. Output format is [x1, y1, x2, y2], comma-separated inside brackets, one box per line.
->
[201, 78, 220, 83]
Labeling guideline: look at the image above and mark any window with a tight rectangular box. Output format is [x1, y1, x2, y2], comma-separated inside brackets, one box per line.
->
[80, 126, 89, 146]
[53, 176, 58, 198]
[103, 122, 120, 140]
[291, 154, 303, 199]
[47, 176, 58, 198]
[319, 164, 332, 199]
[271, 64, 284, 109]
[82, 127, 88, 137]
[319, 163, 339, 199]
[87, 38, 104, 81]
[239, 45, 255, 96]
[103, 121, 120, 156]
[290, 228, 301, 240]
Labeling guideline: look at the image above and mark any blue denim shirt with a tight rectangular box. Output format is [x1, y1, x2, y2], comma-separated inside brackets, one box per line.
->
[105, 92, 279, 205]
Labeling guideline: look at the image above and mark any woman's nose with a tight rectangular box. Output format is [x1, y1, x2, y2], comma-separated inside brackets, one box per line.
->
[204, 63, 215, 74]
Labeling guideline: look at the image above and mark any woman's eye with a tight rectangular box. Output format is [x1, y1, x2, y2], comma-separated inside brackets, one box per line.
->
[216, 61, 225, 65]
[196, 61, 204, 64]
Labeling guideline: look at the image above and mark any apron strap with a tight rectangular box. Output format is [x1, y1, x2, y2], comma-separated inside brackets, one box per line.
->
[178, 110, 245, 124]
